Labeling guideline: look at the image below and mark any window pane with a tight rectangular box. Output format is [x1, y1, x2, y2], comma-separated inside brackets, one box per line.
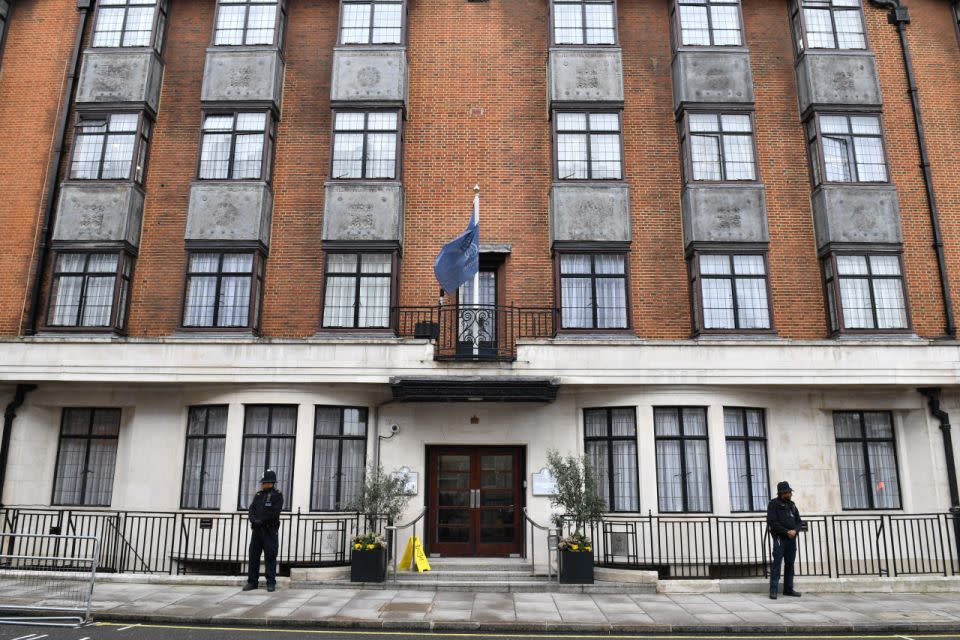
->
[199, 133, 232, 179]
[341, 3, 372, 44]
[340, 440, 366, 508]
[822, 136, 852, 181]
[323, 276, 358, 327]
[654, 407, 680, 436]
[612, 440, 638, 511]
[834, 412, 862, 439]
[85, 439, 118, 506]
[358, 276, 391, 327]
[590, 134, 621, 179]
[726, 439, 748, 511]
[836, 255, 868, 275]
[315, 407, 341, 436]
[557, 134, 588, 179]
[332, 133, 363, 179]
[233, 133, 264, 179]
[372, 2, 402, 44]
[217, 276, 251, 327]
[365, 132, 397, 179]
[864, 411, 893, 438]
[586, 440, 609, 508]
[596, 276, 626, 328]
[584, 3, 615, 44]
[691, 135, 721, 180]
[702, 277, 734, 329]
[838, 277, 874, 329]
[556, 112, 586, 131]
[71, 133, 106, 179]
[724, 409, 744, 437]
[200, 436, 225, 509]
[679, 5, 710, 45]
[312, 439, 339, 510]
[748, 441, 769, 510]
[868, 441, 900, 508]
[834, 9, 865, 49]
[554, 3, 583, 44]
[343, 408, 367, 436]
[746, 409, 765, 437]
[611, 408, 636, 436]
[837, 441, 869, 509]
[804, 7, 837, 48]
[561, 277, 593, 328]
[93, 8, 125, 47]
[245, 4, 277, 45]
[853, 137, 887, 182]
[872, 277, 907, 329]
[122, 6, 156, 47]
[101, 133, 135, 179]
[80, 276, 116, 326]
[736, 277, 770, 329]
[684, 439, 712, 511]
[49, 275, 83, 326]
[683, 407, 707, 436]
[710, 5, 742, 45]
[722, 133, 755, 180]
[656, 440, 683, 512]
[215, 5, 246, 45]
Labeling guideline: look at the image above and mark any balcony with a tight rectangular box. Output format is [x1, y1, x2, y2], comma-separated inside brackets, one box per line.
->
[394, 305, 557, 362]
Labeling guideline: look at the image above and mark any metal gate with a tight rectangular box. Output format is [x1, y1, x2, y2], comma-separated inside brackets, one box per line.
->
[0, 532, 99, 627]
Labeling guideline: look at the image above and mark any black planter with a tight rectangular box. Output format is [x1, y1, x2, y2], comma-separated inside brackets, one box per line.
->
[351, 547, 387, 583]
[559, 549, 594, 584]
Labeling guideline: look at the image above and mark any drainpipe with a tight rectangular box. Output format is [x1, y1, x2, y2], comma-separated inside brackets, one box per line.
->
[24, 0, 91, 335]
[917, 388, 960, 566]
[0, 384, 37, 509]
[868, 0, 957, 339]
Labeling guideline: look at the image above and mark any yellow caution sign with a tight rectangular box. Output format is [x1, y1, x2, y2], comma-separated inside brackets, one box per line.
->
[398, 535, 431, 573]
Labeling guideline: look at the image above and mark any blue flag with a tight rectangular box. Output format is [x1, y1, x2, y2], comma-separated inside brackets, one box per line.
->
[434, 216, 479, 293]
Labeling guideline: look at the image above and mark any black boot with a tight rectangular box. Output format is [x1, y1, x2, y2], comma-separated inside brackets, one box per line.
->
[783, 590, 801, 597]
[769, 591, 778, 600]
[242, 583, 257, 591]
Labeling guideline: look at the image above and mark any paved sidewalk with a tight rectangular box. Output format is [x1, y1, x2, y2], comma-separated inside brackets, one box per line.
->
[5, 581, 960, 633]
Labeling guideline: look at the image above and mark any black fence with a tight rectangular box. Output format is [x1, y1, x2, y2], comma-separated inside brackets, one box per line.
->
[394, 305, 557, 361]
[562, 512, 960, 579]
[0, 507, 377, 576]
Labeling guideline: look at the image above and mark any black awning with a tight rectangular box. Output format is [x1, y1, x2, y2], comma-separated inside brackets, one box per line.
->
[390, 377, 560, 402]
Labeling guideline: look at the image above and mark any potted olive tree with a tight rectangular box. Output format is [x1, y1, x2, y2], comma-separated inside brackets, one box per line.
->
[344, 465, 411, 583]
[546, 449, 606, 584]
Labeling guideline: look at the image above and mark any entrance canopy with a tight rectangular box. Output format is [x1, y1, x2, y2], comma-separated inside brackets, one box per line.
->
[389, 377, 560, 402]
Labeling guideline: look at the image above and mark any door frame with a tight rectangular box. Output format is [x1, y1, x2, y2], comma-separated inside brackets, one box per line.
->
[425, 445, 526, 557]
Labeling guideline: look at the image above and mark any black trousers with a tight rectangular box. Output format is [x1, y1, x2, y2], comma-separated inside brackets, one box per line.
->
[247, 526, 279, 586]
[770, 534, 797, 593]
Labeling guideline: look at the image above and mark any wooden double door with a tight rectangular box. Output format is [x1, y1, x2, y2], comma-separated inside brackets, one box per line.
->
[427, 446, 524, 557]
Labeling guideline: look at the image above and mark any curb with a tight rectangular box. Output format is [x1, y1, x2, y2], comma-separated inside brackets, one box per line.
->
[56, 610, 960, 634]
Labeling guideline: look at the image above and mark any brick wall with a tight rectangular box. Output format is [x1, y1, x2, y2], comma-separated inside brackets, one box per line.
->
[1, 0, 958, 340]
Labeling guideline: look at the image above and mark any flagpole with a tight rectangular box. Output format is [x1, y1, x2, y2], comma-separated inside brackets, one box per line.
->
[472, 185, 480, 355]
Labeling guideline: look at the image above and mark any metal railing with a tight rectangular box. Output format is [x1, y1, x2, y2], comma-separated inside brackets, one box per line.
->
[1, 507, 366, 577]
[386, 508, 427, 583]
[522, 508, 556, 581]
[0, 532, 99, 627]
[394, 305, 557, 361]
[560, 511, 960, 579]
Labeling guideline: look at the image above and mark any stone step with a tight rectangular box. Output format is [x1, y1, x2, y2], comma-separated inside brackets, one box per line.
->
[392, 570, 534, 581]
[418, 558, 532, 572]
[292, 579, 657, 593]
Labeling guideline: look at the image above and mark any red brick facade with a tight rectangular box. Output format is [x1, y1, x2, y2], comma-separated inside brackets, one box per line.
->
[1, 0, 958, 340]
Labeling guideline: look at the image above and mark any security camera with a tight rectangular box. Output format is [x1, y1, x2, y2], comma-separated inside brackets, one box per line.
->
[390, 424, 400, 434]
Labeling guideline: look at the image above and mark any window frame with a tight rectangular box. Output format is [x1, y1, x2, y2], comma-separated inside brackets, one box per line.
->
[678, 110, 759, 184]
[552, 109, 625, 182]
[654, 406, 713, 514]
[44, 249, 134, 334]
[237, 404, 298, 511]
[91, 0, 168, 53]
[687, 249, 775, 335]
[51, 408, 122, 507]
[179, 405, 229, 511]
[833, 410, 903, 511]
[805, 112, 890, 187]
[549, 0, 619, 47]
[821, 251, 912, 335]
[790, 0, 869, 55]
[0, 0, 12, 68]
[554, 248, 632, 332]
[723, 407, 769, 513]
[179, 248, 265, 333]
[68, 112, 152, 184]
[329, 109, 404, 182]
[583, 407, 640, 513]
[337, 0, 407, 46]
[211, 0, 287, 49]
[197, 111, 277, 182]
[670, 0, 746, 49]
[319, 250, 399, 332]
[310, 406, 369, 512]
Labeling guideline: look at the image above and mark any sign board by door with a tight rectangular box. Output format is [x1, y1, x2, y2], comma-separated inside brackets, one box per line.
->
[531, 467, 557, 496]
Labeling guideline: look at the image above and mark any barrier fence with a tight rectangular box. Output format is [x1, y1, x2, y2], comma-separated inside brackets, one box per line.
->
[0, 532, 98, 627]
[1, 508, 365, 576]
[563, 511, 960, 579]
[3, 507, 957, 580]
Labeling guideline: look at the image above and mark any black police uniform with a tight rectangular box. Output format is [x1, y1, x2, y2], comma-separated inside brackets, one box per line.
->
[247, 481, 283, 589]
[766, 488, 802, 598]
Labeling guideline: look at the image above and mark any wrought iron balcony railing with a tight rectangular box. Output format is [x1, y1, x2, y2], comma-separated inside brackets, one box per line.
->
[393, 305, 557, 361]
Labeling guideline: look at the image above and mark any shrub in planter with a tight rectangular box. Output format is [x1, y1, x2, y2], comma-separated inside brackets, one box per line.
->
[546, 450, 605, 585]
[343, 465, 413, 583]
[350, 532, 387, 583]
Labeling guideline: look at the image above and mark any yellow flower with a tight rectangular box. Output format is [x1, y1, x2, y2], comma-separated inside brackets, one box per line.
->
[354, 543, 362, 549]
[571, 544, 579, 550]
[585, 546, 592, 552]
[366, 544, 376, 550]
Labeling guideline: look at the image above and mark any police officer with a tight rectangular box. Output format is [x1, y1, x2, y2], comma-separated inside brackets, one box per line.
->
[243, 469, 283, 592]
[767, 480, 803, 600]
